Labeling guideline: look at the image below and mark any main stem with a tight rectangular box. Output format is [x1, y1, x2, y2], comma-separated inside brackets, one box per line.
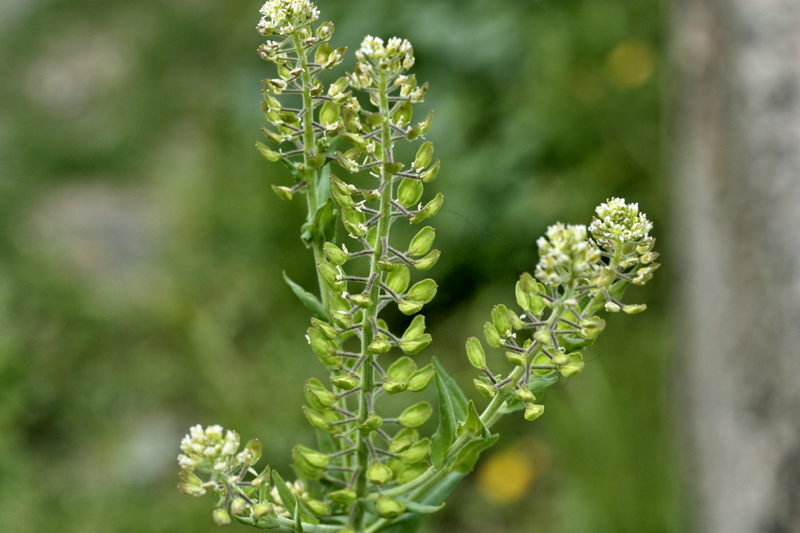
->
[352, 73, 394, 530]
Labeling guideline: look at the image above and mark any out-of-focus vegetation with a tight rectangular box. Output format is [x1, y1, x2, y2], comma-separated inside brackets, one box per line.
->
[0, 0, 679, 532]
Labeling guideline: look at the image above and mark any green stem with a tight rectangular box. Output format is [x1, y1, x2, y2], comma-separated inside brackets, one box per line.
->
[352, 73, 395, 530]
[293, 33, 330, 312]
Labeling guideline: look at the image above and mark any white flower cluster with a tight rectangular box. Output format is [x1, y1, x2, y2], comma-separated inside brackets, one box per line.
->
[257, 0, 320, 37]
[589, 197, 653, 249]
[178, 424, 245, 473]
[353, 35, 415, 79]
[535, 223, 601, 287]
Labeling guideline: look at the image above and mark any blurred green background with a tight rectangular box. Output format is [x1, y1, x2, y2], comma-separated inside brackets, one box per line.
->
[0, 0, 679, 531]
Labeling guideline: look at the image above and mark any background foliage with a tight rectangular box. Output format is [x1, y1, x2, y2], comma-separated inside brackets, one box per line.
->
[0, 0, 679, 531]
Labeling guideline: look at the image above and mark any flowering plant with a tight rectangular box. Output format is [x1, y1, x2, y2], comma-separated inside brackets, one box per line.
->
[177, 2, 659, 531]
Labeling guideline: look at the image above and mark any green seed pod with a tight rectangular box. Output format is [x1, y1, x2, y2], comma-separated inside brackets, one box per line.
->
[329, 176, 357, 209]
[483, 321, 503, 348]
[622, 303, 647, 314]
[491, 305, 512, 337]
[411, 193, 444, 223]
[303, 406, 331, 430]
[323, 242, 348, 266]
[387, 356, 418, 382]
[335, 150, 360, 173]
[408, 226, 435, 257]
[514, 387, 536, 403]
[255, 141, 282, 162]
[293, 445, 330, 470]
[419, 159, 440, 183]
[315, 43, 334, 66]
[507, 308, 524, 330]
[558, 352, 585, 377]
[316, 21, 334, 42]
[252, 503, 273, 518]
[396, 462, 428, 484]
[330, 373, 359, 390]
[552, 351, 569, 366]
[398, 334, 431, 355]
[311, 318, 338, 340]
[306, 154, 326, 169]
[413, 142, 434, 171]
[385, 265, 410, 294]
[389, 428, 419, 453]
[465, 337, 486, 369]
[533, 329, 552, 345]
[407, 279, 437, 304]
[532, 352, 556, 376]
[515, 281, 530, 312]
[231, 497, 248, 515]
[213, 508, 232, 526]
[359, 413, 383, 432]
[367, 461, 394, 485]
[393, 101, 413, 126]
[407, 363, 435, 391]
[384, 162, 404, 175]
[271, 184, 294, 201]
[376, 256, 396, 271]
[382, 378, 408, 394]
[397, 178, 424, 208]
[368, 336, 392, 355]
[399, 438, 431, 464]
[362, 188, 380, 203]
[317, 260, 344, 292]
[376, 495, 406, 518]
[401, 315, 427, 341]
[397, 299, 424, 315]
[365, 112, 386, 126]
[398, 401, 432, 428]
[252, 466, 270, 489]
[365, 226, 379, 250]
[413, 249, 440, 271]
[519, 272, 538, 293]
[305, 378, 337, 409]
[329, 488, 357, 506]
[505, 350, 526, 366]
[473, 378, 496, 399]
[348, 292, 373, 308]
[307, 327, 336, 357]
[303, 498, 330, 517]
[524, 403, 545, 421]
[578, 316, 606, 339]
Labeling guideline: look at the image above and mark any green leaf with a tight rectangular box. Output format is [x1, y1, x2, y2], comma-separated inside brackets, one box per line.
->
[374, 472, 464, 533]
[398, 498, 445, 514]
[282, 272, 327, 320]
[429, 358, 467, 468]
[270, 471, 320, 527]
[453, 434, 499, 474]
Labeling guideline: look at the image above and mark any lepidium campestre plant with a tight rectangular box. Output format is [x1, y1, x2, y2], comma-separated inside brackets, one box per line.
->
[176, 2, 660, 532]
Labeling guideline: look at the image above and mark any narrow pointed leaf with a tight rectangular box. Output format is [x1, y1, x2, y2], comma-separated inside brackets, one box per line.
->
[282, 272, 327, 319]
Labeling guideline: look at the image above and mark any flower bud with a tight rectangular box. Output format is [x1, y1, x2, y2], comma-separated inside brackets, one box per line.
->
[399, 438, 431, 464]
[397, 178, 424, 208]
[412, 249, 440, 271]
[413, 142, 434, 171]
[406, 363, 435, 391]
[524, 403, 545, 422]
[367, 461, 394, 485]
[465, 337, 486, 369]
[605, 301, 621, 312]
[409, 226, 435, 257]
[376, 495, 406, 518]
[398, 401, 432, 428]
[407, 279, 437, 304]
[213, 508, 231, 526]
[473, 378, 496, 398]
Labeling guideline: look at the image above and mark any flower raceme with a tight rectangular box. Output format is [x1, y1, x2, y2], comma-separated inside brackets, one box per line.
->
[176, 1, 659, 531]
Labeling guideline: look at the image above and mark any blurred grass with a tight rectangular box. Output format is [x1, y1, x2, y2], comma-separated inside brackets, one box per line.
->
[0, 0, 680, 531]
